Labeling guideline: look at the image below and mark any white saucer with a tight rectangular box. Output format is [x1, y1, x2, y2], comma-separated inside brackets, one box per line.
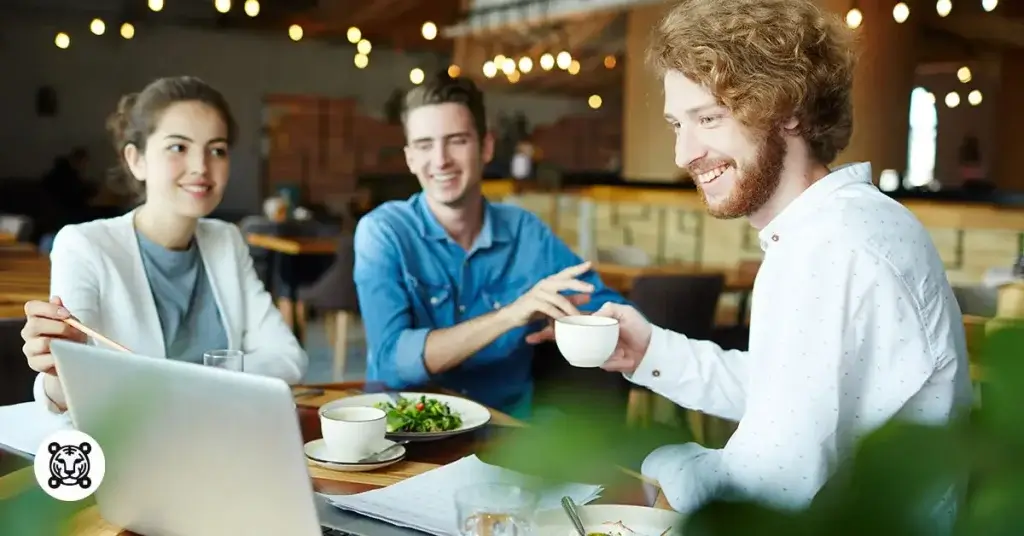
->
[304, 438, 406, 472]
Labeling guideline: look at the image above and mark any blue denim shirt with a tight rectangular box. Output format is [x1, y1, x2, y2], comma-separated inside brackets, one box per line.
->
[353, 193, 628, 415]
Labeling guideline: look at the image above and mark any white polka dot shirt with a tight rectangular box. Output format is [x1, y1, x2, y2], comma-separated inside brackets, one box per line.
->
[629, 162, 973, 516]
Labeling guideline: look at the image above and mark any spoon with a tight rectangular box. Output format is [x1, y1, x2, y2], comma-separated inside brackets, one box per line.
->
[561, 496, 587, 536]
[357, 440, 410, 464]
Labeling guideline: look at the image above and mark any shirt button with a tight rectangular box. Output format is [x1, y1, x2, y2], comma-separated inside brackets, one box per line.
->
[459, 305, 466, 313]
[652, 370, 661, 377]
[430, 297, 439, 305]
[771, 234, 779, 242]
[493, 302, 501, 309]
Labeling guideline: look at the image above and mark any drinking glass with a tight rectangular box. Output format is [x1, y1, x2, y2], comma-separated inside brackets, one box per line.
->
[455, 483, 537, 536]
[203, 349, 244, 372]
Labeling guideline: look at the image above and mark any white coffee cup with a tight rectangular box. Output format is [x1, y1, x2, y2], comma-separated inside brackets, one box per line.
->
[554, 315, 620, 367]
[319, 406, 387, 462]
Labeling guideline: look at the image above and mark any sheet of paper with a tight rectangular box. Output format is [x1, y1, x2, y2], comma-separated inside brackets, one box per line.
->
[322, 454, 603, 536]
[0, 402, 73, 457]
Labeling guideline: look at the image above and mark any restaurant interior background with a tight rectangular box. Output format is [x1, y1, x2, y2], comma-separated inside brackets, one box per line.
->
[0, 0, 1023, 530]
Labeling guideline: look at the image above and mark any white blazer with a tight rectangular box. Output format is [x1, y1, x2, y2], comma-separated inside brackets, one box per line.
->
[33, 210, 308, 409]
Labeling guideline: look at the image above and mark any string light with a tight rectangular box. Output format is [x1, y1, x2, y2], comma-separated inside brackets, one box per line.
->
[90, 18, 105, 36]
[892, 2, 910, 23]
[447, 65, 461, 78]
[120, 23, 135, 39]
[501, 58, 516, 75]
[507, 70, 520, 84]
[845, 8, 863, 29]
[244, 0, 260, 17]
[347, 27, 361, 43]
[936, 0, 952, 17]
[354, 53, 368, 69]
[54, 32, 70, 49]
[421, 22, 437, 40]
[518, 57, 533, 73]
[603, 55, 616, 69]
[968, 90, 983, 106]
[357, 39, 371, 55]
[539, 53, 555, 71]
[588, 95, 602, 109]
[214, 0, 231, 14]
[410, 68, 424, 84]
[148, 0, 163, 12]
[288, 24, 303, 41]
[482, 61, 497, 78]
[945, 91, 960, 108]
[957, 66, 972, 83]
[556, 51, 571, 70]
[982, 0, 998, 11]
[568, 60, 580, 75]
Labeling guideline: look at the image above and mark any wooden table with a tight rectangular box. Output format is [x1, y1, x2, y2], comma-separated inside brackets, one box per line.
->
[594, 262, 756, 295]
[0, 252, 49, 319]
[0, 382, 669, 535]
[245, 233, 338, 256]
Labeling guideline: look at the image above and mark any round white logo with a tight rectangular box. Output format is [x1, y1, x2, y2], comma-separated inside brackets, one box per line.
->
[33, 429, 106, 502]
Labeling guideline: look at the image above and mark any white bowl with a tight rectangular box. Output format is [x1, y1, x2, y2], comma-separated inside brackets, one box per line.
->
[554, 315, 620, 367]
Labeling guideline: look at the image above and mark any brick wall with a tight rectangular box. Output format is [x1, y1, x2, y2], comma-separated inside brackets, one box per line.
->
[264, 95, 409, 202]
[531, 112, 621, 172]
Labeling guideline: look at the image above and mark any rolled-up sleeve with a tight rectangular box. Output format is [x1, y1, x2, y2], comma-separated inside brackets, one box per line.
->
[353, 216, 430, 387]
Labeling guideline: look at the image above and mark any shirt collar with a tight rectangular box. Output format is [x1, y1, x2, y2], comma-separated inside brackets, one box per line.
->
[413, 192, 512, 249]
[757, 162, 873, 251]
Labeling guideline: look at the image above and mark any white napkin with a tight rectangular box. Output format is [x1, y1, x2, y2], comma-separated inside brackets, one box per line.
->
[321, 454, 603, 535]
[0, 402, 74, 457]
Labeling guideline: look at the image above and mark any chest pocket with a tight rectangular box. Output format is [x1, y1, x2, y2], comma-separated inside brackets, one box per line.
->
[480, 278, 533, 313]
[406, 274, 454, 327]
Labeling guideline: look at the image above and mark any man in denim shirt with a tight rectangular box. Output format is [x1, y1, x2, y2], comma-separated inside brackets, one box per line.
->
[353, 73, 627, 418]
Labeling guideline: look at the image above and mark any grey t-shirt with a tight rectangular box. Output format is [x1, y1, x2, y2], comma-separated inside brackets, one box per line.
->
[136, 230, 230, 364]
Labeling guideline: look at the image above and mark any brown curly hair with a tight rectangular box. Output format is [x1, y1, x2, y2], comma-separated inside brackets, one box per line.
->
[648, 0, 857, 165]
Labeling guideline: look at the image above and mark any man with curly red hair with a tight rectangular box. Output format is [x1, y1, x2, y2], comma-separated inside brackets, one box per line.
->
[591, 0, 970, 521]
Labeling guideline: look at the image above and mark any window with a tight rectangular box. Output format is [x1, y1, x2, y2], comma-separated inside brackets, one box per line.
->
[905, 87, 938, 188]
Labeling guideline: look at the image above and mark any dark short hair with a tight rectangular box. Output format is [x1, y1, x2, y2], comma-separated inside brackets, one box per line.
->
[401, 71, 488, 140]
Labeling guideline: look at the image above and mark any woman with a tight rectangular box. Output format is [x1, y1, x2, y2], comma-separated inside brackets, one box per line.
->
[21, 76, 307, 413]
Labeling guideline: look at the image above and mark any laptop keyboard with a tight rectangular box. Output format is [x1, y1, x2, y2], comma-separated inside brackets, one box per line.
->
[322, 526, 354, 535]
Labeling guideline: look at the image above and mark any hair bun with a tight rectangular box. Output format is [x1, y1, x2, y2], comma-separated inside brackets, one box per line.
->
[106, 92, 138, 151]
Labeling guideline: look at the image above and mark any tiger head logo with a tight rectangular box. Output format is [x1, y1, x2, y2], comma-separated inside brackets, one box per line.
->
[47, 442, 93, 490]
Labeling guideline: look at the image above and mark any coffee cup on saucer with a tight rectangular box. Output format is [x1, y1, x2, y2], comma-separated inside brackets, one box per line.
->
[554, 315, 620, 367]
[319, 406, 387, 462]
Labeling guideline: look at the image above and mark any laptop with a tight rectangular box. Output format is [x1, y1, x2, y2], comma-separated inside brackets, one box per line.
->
[49, 339, 424, 536]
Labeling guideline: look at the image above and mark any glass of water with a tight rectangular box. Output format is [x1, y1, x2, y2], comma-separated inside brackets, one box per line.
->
[455, 483, 537, 536]
[203, 349, 244, 372]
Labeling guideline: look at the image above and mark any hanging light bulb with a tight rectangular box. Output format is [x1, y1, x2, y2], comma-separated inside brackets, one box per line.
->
[892, 3, 910, 23]
[501, 57, 516, 75]
[588, 95, 602, 109]
[507, 70, 521, 84]
[288, 24, 303, 41]
[54, 32, 70, 49]
[347, 27, 361, 43]
[518, 57, 533, 73]
[968, 90, 983, 106]
[448, 65, 461, 78]
[244, 0, 260, 17]
[483, 61, 497, 78]
[845, 8, 863, 29]
[354, 54, 368, 69]
[539, 53, 555, 71]
[421, 22, 437, 40]
[214, 0, 231, 14]
[982, 0, 998, 11]
[90, 18, 106, 35]
[604, 55, 616, 69]
[945, 91, 960, 108]
[568, 59, 581, 75]
[148, 0, 164, 12]
[120, 22, 135, 39]
[936, 0, 952, 17]
[410, 68, 425, 84]
[957, 66, 972, 83]
[357, 39, 371, 55]
[556, 51, 571, 70]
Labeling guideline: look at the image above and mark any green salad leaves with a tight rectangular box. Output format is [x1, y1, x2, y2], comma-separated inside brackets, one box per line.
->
[375, 395, 463, 433]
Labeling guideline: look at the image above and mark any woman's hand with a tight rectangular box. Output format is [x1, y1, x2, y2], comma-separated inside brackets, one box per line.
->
[21, 296, 86, 409]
